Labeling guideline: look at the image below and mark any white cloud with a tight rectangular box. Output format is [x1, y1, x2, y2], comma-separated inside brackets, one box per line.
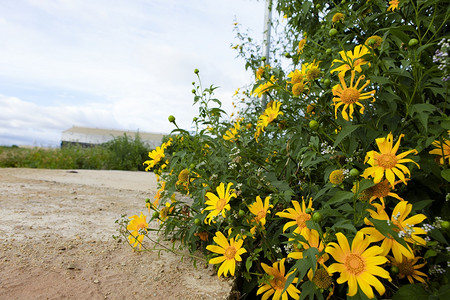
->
[0, 0, 265, 146]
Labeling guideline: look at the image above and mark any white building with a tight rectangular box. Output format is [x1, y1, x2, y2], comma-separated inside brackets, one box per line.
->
[61, 126, 165, 148]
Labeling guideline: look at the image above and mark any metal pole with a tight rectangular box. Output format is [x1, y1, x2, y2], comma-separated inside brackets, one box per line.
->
[261, 0, 272, 110]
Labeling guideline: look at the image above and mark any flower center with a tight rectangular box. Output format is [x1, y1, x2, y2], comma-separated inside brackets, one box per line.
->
[306, 67, 320, 81]
[296, 213, 311, 229]
[292, 82, 305, 96]
[313, 269, 333, 289]
[137, 223, 147, 231]
[371, 181, 391, 197]
[341, 88, 360, 104]
[377, 153, 398, 169]
[398, 260, 414, 276]
[345, 254, 365, 275]
[271, 275, 286, 290]
[224, 246, 237, 260]
[256, 210, 266, 222]
[216, 198, 227, 211]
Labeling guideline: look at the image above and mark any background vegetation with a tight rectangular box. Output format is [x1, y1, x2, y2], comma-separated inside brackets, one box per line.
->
[0, 133, 152, 171]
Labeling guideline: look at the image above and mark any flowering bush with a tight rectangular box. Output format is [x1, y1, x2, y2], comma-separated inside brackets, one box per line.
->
[118, 1, 449, 299]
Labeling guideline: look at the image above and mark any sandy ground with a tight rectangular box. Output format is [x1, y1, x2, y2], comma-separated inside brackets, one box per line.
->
[0, 168, 233, 300]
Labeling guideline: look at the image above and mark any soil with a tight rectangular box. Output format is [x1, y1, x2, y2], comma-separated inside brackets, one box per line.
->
[0, 168, 233, 300]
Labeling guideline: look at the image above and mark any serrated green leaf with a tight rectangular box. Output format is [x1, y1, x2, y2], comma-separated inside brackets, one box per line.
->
[334, 124, 361, 147]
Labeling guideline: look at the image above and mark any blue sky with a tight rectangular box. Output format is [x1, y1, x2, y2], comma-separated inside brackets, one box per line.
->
[0, 0, 266, 146]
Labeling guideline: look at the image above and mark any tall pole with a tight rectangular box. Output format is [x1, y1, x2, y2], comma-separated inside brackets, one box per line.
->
[261, 0, 272, 110]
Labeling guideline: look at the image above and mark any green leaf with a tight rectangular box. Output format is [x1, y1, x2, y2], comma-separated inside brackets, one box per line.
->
[327, 191, 354, 205]
[333, 124, 361, 147]
[437, 284, 450, 300]
[424, 249, 438, 259]
[245, 257, 252, 272]
[409, 103, 435, 131]
[299, 281, 316, 300]
[331, 220, 357, 233]
[369, 218, 410, 250]
[441, 169, 450, 182]
[392, 284, 429, 300]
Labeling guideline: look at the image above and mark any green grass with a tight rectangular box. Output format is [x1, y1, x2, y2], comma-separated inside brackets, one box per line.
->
[0, 134, 154, 171]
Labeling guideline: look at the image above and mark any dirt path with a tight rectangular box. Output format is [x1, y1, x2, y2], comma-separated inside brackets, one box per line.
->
[0, 168, 232, 300]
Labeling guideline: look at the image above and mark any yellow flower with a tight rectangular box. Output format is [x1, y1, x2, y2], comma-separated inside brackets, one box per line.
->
[362, 132, 419, 186]
[255, 100, 283, 142]
[206, 231, 247, 277]
[387, 0, 399, 11]
[257, 258, 301, 300]
[325, 231, 391, 298]
[329, 169, 345, 185]
[288, 229, 330, 280]
[223, 121, 241, 142]
[203, 182, 236, 224]
[153, 181, 166, 206]
[388, 255, 427, 284]
[159, 201, 175, 221]
[312, 268, 334, 290]
[303, 59, 321, 81]
[365, 35, 383, 49]
[248, 196, 273, 227]
[127, 212, 148, 249]
[367, 179, 404, 208]
[276, 197, 313, 234]
[287, 69, 304, 85]
[429, 134, 450, 165]
[332, 13, 344, 23]
[360, 201, 427, 262]
[332, 70, 375, 121]
[178, 169, 189, 182]
[143, 146, 165, 171]
[330, 45, 371, 77]
[253, 75, 276, 97]
[292, 82, 305, 96]
[298, 36, 307, 54]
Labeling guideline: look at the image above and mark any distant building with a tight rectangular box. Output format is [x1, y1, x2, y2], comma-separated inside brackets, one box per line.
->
[61, 126, 165, 148]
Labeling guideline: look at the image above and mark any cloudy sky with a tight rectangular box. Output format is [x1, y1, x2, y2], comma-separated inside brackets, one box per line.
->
[0, 0, 266, 146]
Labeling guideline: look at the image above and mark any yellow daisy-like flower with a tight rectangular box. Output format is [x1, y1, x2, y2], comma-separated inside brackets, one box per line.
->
[127, 212, 148, 249]
[330, 45, 371, 77]
[206, 231, 247, 278]
[325, 231, 391, 298]
[332, 13, 344, 23]
[257, 258, 301, 300]
[329, 169, 345, 185]
[255, 100, 283, 142]
[298, 36, 307, 54]
[248, 195, 273, 227]
[203, 182, 236, 224]
[143, 146, 165, 171]
[365, 35, 383, 49]
[292, 82, 306, 97]
[362, 132, 419, 186]
[429, 134, 450, 165]
[388, 255, 427, 284]
[361, 201, 427, 262]
[253, 75, 276, 98]
[178, 169, 189, 182]
[223, 121, 241, 142]
[288, 229, 330, 280]
[387, 0, 399, 11]
[332, 70, 375, 121]
[256, 65, 271, 81]
[367, 179, 404, 208]
[276, 197, 313, 234]
[302, 59, 321, 81]
[287, 69, 304, 85]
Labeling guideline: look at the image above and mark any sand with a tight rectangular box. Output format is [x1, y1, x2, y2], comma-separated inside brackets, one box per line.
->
[0, 168, 232, 300]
